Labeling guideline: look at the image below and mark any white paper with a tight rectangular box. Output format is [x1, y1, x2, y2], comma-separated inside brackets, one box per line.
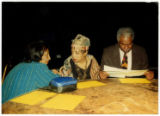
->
[103, 65, 148, 78]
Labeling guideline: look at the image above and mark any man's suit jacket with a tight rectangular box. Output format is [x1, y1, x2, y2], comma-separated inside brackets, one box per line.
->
[101, 44, 149, 70]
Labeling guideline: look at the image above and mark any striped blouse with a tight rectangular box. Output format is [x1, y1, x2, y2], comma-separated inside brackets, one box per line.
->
[2, 62, 59, 104]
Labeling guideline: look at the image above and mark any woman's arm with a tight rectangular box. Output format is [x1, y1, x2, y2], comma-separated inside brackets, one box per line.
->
[90, 56, 101, 80]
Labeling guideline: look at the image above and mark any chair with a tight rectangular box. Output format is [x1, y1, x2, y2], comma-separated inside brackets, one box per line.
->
[2, 64, 8, 83]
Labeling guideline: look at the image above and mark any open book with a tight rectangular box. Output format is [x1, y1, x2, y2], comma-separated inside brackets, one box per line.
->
[103, 65, 148, 78]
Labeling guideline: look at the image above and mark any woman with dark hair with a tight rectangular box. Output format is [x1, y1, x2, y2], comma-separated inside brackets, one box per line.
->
[2, 41, 59, 104]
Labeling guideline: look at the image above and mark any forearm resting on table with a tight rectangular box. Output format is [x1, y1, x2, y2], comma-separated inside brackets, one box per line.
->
[52, 67, 71, 77]
[52, 69, 60, 75]
[99, 71, 109, 79]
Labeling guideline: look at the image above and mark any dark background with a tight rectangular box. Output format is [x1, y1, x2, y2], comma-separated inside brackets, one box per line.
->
[2, 2, 158, 75]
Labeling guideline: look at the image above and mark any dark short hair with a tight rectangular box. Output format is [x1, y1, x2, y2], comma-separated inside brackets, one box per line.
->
[24, 40, 49, 62]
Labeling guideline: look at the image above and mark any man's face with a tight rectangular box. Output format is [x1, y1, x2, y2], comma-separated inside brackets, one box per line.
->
[71, 44, 87, 63]
[118, 35, 133, 53]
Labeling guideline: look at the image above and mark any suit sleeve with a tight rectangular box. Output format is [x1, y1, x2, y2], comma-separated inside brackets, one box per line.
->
[141, 48, 149, 69]
[131, 45, 149, 70]
[100, 48, 110, 70]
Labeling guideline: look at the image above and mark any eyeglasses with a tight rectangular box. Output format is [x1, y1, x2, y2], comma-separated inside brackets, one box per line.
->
[71, 49, 87, 55]
[119, 43, 133, 47]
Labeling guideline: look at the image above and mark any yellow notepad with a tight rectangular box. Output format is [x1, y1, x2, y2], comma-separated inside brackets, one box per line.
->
[77, 80, 106, 89]
[10, 90, 56, 105]
[41, 94, 85, 110]
[119, 78, 151, 83]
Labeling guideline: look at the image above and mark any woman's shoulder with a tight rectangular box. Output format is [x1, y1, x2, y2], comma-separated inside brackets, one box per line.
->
[64, 56, 72, 63]
[87, 54, 96, 59]
[14, 62, 47, 69]
[5, 62, 50, 79]
[13, 62, 30, 69]
[65, 56, 72, 60]
[7, 62, 36, 75]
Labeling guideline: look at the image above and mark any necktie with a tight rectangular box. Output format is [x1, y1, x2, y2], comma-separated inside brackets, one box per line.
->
[121, 53, 128, 69]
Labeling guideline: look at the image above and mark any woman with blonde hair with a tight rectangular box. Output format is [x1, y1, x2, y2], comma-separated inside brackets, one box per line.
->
[58, 34, 100, 81]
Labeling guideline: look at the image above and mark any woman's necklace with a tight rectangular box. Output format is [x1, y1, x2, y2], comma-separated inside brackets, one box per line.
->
[83, 58, 88, 80]
[75, 56, 88, 80]
[81, 57, 88, 80]
[75, 57, 88, 70]
[85, 57, 88, 70]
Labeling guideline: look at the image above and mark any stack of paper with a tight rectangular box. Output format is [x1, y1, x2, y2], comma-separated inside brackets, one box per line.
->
[104, 65, 148, 78]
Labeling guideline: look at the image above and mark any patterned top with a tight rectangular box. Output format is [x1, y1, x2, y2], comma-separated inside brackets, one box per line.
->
[60, 54, 100, 80]
[70, 59, 92, 80]
[2, 62, 59, 104]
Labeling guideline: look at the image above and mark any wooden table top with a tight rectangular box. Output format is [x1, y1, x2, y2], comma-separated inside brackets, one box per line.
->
[2, 78, 158, 114]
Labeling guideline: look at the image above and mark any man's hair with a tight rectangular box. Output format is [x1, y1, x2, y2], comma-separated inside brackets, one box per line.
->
[72, 34, 90, 47]
[117, 27, 134, 42]
[24, 40, 49, 62]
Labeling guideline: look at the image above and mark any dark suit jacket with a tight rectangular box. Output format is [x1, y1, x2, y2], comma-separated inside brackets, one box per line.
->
[101, 44, 149, 70]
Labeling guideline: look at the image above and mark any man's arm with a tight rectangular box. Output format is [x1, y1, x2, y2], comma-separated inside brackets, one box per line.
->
[137, 46, 154, 80]
[100, 48, 110, 79]
[100, 48, 109, 70]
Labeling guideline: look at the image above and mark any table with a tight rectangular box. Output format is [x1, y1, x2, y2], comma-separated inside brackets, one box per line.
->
[2, 78, 158, 114]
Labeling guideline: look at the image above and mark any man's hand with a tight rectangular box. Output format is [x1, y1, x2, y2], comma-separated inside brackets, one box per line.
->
[99, 71, 109, 79]
[144, 71, 154, 80]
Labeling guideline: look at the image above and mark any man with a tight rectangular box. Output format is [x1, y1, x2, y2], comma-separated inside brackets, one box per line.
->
[99, 27, 154, 80]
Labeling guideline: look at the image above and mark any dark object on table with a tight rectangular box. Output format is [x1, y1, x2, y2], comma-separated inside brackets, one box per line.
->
[42, 77, 77, 93]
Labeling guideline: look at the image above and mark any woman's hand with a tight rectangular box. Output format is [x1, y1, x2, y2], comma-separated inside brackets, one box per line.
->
[99, 71, 109, 79]
[52, 69, 60, 75]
